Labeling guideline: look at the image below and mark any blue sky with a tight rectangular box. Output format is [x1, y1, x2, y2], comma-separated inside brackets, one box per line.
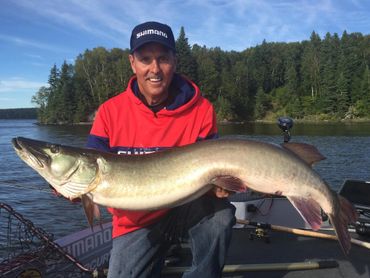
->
[0, 0, 369, 109]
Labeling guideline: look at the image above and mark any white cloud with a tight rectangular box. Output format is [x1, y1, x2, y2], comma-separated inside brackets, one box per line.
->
[7, 0, 370, 51]
[13, 0, 131, 45]
[24, 53, 43, 59]
[0, 78, 46, 93]
[0, 34, 68, 53]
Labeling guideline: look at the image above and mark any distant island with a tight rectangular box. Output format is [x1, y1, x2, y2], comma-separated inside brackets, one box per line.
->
[0, 108, 37, 119]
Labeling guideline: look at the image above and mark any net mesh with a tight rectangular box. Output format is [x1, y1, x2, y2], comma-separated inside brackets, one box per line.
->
[0, 203, 96, 277]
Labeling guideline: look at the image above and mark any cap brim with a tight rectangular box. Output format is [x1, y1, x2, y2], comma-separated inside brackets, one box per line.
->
[130, 41, 176, 53]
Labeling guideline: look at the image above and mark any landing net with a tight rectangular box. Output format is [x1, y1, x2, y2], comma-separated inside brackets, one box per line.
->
[0, 203, 97, 277]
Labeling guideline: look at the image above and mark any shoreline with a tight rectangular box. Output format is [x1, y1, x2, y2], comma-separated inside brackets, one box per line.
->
[219, 118, 370, 125]
[31, 118, 370, 126]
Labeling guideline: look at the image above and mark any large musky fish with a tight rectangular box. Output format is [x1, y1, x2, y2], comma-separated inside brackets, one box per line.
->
[12, 137, 357, 254]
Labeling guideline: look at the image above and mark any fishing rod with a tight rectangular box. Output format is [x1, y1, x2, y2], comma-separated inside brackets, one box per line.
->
[236, 218, 370, 250]
[163, 260, 339, 274]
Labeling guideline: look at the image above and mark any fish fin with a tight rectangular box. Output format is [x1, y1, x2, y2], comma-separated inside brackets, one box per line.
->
[329, 195, 358, 255]
[59, 182, 91, 200]
[287, 196, 322, 230]
[282, 143, 326, 166]
[81, 195, 101, 228]
[210, 175, 247, 192]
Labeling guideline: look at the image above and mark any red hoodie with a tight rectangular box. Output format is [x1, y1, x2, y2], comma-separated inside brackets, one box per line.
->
[87, 74, 218, 238]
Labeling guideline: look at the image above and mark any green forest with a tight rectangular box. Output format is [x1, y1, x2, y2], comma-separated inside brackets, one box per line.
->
[32, 28, 370, 124]
[0, 108, 37, 119]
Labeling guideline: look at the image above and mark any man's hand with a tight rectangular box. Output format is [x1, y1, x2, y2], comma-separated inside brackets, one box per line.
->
[210, 186, 232, 198]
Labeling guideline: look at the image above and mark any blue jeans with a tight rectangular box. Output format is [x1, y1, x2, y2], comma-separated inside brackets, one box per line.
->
[107, 195, 236, 278]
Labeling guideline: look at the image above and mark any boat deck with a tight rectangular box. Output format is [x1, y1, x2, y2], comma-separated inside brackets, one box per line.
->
[163, 227, 370, 278]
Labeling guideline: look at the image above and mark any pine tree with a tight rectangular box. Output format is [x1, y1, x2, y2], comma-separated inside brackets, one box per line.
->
[301, 31, 321, 100]
[45, 64, 60, 123]
[175, 27, 198, 81]
[31, 86, 50, 124]
[319, 32, 340, 114]
[48, 61, 75, 123]
[254, 87, 271, 119]
[336, 72, 351, 118]
[356, 65, 370, 117]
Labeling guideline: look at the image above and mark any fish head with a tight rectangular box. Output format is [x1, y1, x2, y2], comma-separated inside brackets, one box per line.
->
[12, 137, 98, 199]
[12, 137, 74, 173]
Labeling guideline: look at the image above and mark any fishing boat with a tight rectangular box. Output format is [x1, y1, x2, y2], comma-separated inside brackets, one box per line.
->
[1, 118, 369, 277]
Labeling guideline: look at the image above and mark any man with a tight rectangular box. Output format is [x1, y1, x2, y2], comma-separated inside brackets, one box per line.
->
[87, 21, 235, 278]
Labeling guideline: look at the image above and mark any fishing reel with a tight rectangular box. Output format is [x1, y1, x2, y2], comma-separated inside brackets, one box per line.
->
[277, 117, 294, 143]
[248, 222, 271, 243]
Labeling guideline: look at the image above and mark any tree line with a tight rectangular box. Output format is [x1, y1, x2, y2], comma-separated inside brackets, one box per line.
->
[0, 108, 37, 119]
[32, 28, 370, 124]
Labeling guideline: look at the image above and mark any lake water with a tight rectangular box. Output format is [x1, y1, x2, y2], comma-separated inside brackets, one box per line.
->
[1, 119, 370, 240]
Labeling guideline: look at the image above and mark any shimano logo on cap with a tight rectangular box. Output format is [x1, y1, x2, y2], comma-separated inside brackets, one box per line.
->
[130, 22, 176, 53]
[136, 29, 168, 39]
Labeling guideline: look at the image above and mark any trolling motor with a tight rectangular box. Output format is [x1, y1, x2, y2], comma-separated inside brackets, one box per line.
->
[277, 117, 294, 143]
[277, 117, 331, 224]
[246, 116, 294, 244]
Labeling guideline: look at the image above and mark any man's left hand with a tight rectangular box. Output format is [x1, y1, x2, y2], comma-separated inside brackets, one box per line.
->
[211, 186, 232, 198]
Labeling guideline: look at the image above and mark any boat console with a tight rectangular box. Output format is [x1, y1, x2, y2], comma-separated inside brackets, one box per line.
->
[339, 179, 370, 237]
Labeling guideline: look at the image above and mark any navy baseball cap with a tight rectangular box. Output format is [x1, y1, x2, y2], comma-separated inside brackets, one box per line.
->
[130, 21, 176, 53]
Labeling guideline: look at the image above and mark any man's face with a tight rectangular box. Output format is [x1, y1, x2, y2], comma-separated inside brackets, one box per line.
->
[129, 43, 176, 104]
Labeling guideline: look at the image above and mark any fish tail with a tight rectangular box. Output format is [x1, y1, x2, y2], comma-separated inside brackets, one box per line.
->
[329, 194, 358, 255]
[81, 195, 101, 228]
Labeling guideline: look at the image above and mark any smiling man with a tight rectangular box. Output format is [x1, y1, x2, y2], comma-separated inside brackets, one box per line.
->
[87, 21, 236, 278]
[129, 42, 176, 111]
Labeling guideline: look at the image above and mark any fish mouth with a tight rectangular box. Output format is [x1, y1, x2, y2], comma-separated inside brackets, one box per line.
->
[12, 137, 51, 168]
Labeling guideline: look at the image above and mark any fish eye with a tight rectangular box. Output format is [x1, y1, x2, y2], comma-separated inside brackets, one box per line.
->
[50, 144, 60, 154]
